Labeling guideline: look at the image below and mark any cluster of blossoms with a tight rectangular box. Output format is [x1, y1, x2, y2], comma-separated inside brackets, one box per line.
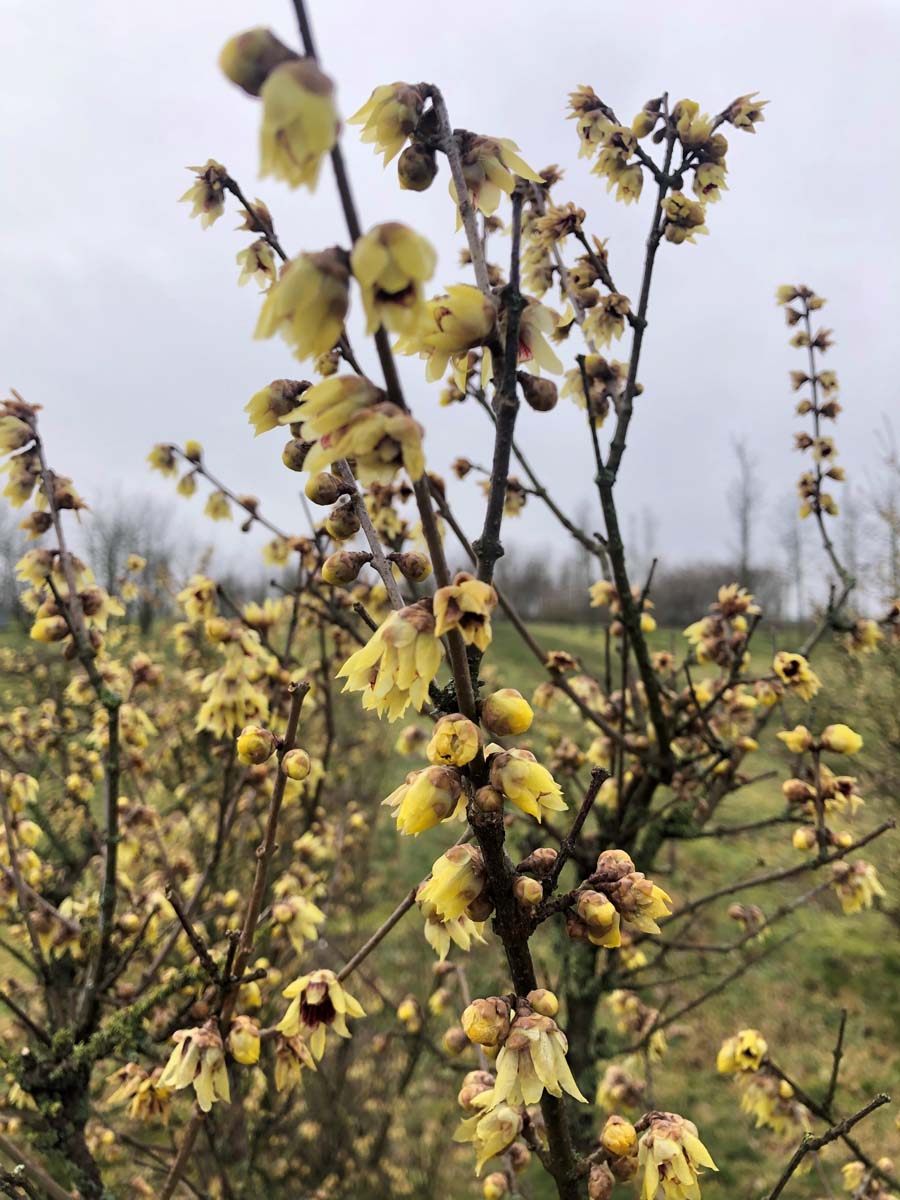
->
[776, 285, 845, 521]
[717, 1029, 812, 1145]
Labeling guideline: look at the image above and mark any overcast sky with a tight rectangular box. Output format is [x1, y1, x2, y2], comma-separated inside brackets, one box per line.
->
[3, 0, 898, 586]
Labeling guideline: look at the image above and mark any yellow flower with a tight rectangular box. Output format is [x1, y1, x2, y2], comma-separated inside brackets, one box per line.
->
[461, 996, 512, 1048]
[337, 600, 443, 721]
[662, 192, 708, 244]
[419, 844, 486, 921]
[235, 724, 277, 765]
[831, 861, 886, 915]
[819, 724, 863, 755]
[492, 1010, 586, 1106]
[255, 249, 350, 361]
[259, 59, 338, 190]
[508, 299, 563, 375]
[489, 749, 566, 822]
[227, 1016, 261, 1065]
[601, 1114, 638, 1157]
[773, 651, 821, 701]
[147, 443, 177, 477]
[218, 28, 295, 97]
[278, 968, 365, 1060]
[395, 284, 497, 384]
[0, 414, 35, 455]
[30, 615, 69, 644]
[180, 160, 228, 228]
[583, 293, 631, 348]
[382, 764, 463, 835]
[417, 886, 486, 960]
[236, 238, 277, 289]
[727, 92, 769, 133]
[716, 1029, 768, 1074]
[454, 1104, 523, 1176]
[596, 849, 672, 935]
[176, 575, 218, 622]
[159, 1020, 230, 1113]
[638, 1114, 717, 1200]
[204, 491, 231, 521]
[273, 1033, 317, 1091]
[245, 379, 310, 437]
[451, 135, 542, 222]
[481, 688, 533, 736]
[272, 893, 325, 953]
[575, 890, 621, 948]
[297, 375, 425, 485]
[348, 82, 424, 163]
[427, 714, 481, 767]
[776, 725, 813, 754]
[351, 223, 436, 335]
[433, 572, 498, 651]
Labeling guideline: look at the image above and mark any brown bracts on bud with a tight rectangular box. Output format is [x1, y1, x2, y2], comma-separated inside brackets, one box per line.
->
[219, 28, 298, 96]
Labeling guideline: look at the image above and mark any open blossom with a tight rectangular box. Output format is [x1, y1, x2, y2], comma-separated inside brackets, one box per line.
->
[662, 192, 708, 244]
[349, 82, 425, 163]
[273, 1033, 318, 1092]
[255, 249, 350, 360]
[180, 160, 228, 228]
[417, 885, 486, 960]
[427, 714, 481, 767]
[236, 238, 277, 289]
[382, 764, 464, 835]
[259, 59, 339, 190]
[489, 748, 566, 822]
[419, 844, 487, 921]
[717, 1028, 768, 1074]
[454, 1103, 523, 1176]
[337, 599, 443, 721]
[773, 651, 821, 701]
[831, 860, 886, 915]
[395, 284, 497, 384]
[638, 1113, 717, 1200]
[350, 222, 436, 335]
[451, 134, 542, 222]
[159, 1020, 230, 1113]
[292, 375, 425, 485]
[492, 1009, 586, 1107]
[278, 968, 365, 1060]
[433, 572, 498, 650]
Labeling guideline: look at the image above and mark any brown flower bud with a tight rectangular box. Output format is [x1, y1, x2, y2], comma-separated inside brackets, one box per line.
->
[513, 876, 543, 909]
[282, 438, 311, 472]
[608, 1154, 638, 1182]
[517, 847, 558, 876]
[594, 848, 635, 881]
[461, 996, 512, 1047]
[588, 1163, 615, 1200]
[474, 785, 504, 813]
[600, 1114, 637, 1156]
[305, 471, 345, 506]
[398, 142, 439, 191]
[526, 988, 558, 1017]
[219, 28, 298, 96]
[517, 372, 558, 412]
[322, 550, 372, 586]
[389, 551, 432, 583]
[325, 502, 362, 542]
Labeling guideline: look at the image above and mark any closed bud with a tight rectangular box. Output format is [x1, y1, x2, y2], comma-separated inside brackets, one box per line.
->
[428, 713, 481, 767]
[609, 1154, 638, 1182]
[481, 688, 534, 736]
[322, 550, 372, 586]
[600, 1114, 637, 1156]
[483, 1173, 509, 1200]
[594, 848, 635, 881]
[281, 748, 311, 781]
[792, 826, 817, 851]
[517, 847, 558, 876]
[398, 142, 439, 191]
[474, 785, 504, 813]
[236, 725, 277, 765]
[588, 1163, 615, 1200]
[305, 472, 345, 506]
[461, 996, 511, 1047]
[389, 551, 432, 582]
[205, 617, 232, 643]
[219, 28, 297, 97]
[282, 438, 311, 472]
[819, 723, 863, 755]
[517, 372, 558, 412]
[513, 876, 543, 909]
[507, 1142, 531, 1172]
[442, 1025, 470, 1056]
[458, 1069, 495, 1110]
[325, 502, 362, 542]
[184, 440, 203, 463]
[467, 894, 495, 922]
[526, 988, 558, 1017]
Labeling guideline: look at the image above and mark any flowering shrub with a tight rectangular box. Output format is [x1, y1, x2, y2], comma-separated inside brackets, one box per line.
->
[0, 5, 896, 1200]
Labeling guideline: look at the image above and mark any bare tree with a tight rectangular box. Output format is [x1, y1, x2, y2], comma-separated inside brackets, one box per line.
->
[728, 439, 757, 586]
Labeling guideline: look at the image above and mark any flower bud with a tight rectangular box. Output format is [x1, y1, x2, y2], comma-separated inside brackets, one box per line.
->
[526, 988, 558, 1017]
[474, 785, 504, 813]
[389, 551, 432, 583]
[322, 550, 372, 586]
[783, 778, 815, 804]
[219, 28, 297, 96]
[517, 372, 558, 412]
[466, 894, 495, 923]
[205, 617, 232, 643]
[398, 142, 439, 191]
[305, 472, 345, 506]
[600, 1114, 637, 1156]
[282, 748, 311, 781]
[462, 996, 512, 1047]
[427, 713, 481, 767]
[594, 849, 635, 881]
[483, 1173, 508, 1200]
[517, 847, 558, 876]
[481, 688, 534, 736]
[513, 876, 543, 909]
[458, 1069, 495, 1111]
[588, 1163, 615, 1200]
[325, 502, 361, 542]
[442, 1025, 470, 1056]
[236, 725, 277, 765]
[792, 826, 817, 852]
[575, 889, 621, 947]
[608, 1154, 638, 1182]
[507, 1142, 531, 1172]
[282, 438, 311, 472]
[227, 1015, 262, 1064]
[819, 724, 863, 755]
